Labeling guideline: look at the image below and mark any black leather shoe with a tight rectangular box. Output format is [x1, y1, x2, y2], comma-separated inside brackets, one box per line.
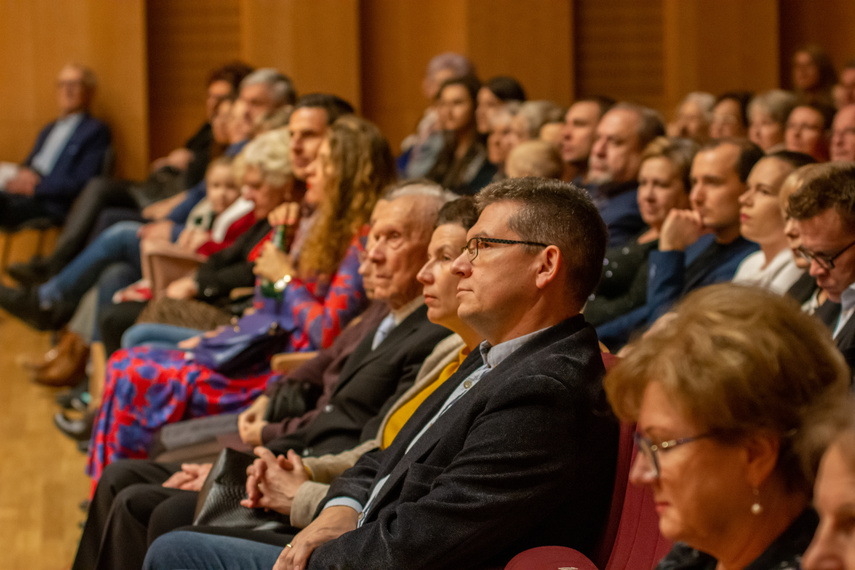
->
[77, 439, 89, 454]
[53, 410, 95, 442]
[0, 283, 72, 331]
[6, 258, 51, 285]
[56, 380, 90, 412]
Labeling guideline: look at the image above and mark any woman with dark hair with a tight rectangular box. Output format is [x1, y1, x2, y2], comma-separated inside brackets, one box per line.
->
[792, 44, 838, 106]
[85, 116, 397, 482]
[710, 91, 752, 139]
[475, 75, 526, 134]
[427, 75, 497, 195]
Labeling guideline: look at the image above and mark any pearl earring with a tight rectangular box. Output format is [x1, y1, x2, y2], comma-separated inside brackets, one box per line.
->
[751, 487, 763, 515]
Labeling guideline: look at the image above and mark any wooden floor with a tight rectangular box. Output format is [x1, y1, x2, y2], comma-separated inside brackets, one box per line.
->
[0, 230, 88, 568]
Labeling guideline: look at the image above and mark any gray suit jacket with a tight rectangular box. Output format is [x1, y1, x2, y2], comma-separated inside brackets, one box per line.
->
[310, 315, 618, 569]
[290, 334, 466, 527]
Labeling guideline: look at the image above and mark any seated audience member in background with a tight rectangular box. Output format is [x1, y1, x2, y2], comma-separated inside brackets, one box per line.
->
[586, 102, 666, 248]
[85, 116, 396, 482]
[504, 139, 563, 180]
[597, 138, 763, 349]
[0, 63, 110, 228]
[96, 93, 352, 357]
[475, 75, 526, 135]
[785, 101, 834, 162]
[792, 43, 838, 106]
[788, 162, 855, 369]
[6, 62, 256, 285]
[803, 409, 855, 570]
[426, 75, 497, 195]
[605, 284, 851, 570]
[586, 136, 696, 328]
[400, 52, 476, 179]
[836, 60, 855, 110]
[710, 91, 752, 139]
[0, 132, 254, 333]
[779, 164, 825, 309]
[71, 183, 452, 570]
[830, 104, 855, 162]
[506, 100, 566, 149]
[748, 89, 798, 153]
[485, 101, 520, 178]
[667, 91, 715, 143]
[732, 151, 816, 293]
[145, 177, 618, 570]
[561, 96, 615, 183]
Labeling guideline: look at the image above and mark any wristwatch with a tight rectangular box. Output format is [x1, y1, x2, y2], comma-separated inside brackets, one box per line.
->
[273, 274, 292, 293]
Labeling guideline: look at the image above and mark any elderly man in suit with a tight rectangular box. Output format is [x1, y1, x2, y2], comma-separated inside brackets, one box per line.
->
[0, 63, 111, 227]
[145, 177, 619, 570]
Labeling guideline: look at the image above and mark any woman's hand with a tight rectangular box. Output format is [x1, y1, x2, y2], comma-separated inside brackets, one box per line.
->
[268, 202, 301, 226]
[253, 242, 296, 282]
[177, 227, 210, 252]
[241, 447, 309, 515]
[238, 395, 270, 446]
[161, 463, 213, 491]
[165, 276, 199, 300]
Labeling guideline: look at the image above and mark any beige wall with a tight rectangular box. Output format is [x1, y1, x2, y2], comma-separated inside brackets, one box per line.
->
[1, 0, 850, 178]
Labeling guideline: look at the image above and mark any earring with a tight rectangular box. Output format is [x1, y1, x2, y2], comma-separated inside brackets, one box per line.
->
[751, 487, 763, 515]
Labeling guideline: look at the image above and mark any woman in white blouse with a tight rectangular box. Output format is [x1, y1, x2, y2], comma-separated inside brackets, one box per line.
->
[733, 151, 816, 293]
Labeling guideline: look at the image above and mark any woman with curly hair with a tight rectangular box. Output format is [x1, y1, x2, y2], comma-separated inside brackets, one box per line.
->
[86, 116, 397, 482]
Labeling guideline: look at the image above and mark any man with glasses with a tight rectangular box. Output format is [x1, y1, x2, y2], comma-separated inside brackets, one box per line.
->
[153, 177, 619, 569]
[788, 162, 855, 368]
[0, 63, 110, 228]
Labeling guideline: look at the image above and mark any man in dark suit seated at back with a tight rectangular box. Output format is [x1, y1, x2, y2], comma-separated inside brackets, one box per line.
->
[145, 177, 619, 570]
[0, 62, 110, 228]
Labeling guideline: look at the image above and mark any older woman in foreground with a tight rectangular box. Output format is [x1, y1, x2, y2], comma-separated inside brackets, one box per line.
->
[803, 410, 855, 569]
[605, 283, 850, 569]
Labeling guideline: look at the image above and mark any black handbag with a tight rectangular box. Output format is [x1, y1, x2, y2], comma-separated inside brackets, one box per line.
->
[263, 379, 323, 423]
[193, 447, 290, 531]
[193, 319, 292, 376]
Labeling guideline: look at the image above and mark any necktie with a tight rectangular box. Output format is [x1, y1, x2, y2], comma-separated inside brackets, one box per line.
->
[816, 300, 842, 331]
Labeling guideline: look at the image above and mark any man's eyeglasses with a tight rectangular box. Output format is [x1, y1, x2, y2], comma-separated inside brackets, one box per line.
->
[633, 432, 714, 479]
[461, 236, 548, 261]
[795, 238, 855, 270]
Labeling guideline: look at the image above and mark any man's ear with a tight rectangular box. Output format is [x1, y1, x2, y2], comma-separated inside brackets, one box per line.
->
[534, 245, 562, 290]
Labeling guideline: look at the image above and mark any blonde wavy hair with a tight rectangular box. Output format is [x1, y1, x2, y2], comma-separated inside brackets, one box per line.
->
[605, 283, 850, 494]
[298, 115, 397, 277]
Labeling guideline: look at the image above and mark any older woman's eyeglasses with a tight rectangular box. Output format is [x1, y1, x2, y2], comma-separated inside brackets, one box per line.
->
[461, 236, 548, 261]
[795, 238, 855, 270]
[633, 432, 714, 479]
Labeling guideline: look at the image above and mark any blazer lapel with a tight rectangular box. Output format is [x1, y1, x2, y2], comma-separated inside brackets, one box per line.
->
[331, 304, 429, 396]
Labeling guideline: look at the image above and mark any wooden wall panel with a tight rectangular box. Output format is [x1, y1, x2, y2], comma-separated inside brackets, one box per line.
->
[662, 0, 779, 115]
[466, 1, 574, 105]
[239, 0, 361, 110]
[0, 0, 148, 178]
[779, 0, 855, 87]
[146, 0, 241, 161]
[360, 0, 467, 152]
[575, 0, 664, 111]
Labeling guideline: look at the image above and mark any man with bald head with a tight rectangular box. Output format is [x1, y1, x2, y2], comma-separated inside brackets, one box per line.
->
[585, 102, 665, 248]
[0, 63, 110, 228]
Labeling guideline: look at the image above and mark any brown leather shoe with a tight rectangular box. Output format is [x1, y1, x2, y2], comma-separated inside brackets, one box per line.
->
[18, 328, 76, 372]
[32, 334, 90, 387]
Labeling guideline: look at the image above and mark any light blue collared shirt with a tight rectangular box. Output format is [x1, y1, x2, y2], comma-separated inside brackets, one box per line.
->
[326, 327, 549, 524]
[834, 283, 855, 338]
[30, 113, 83, 176]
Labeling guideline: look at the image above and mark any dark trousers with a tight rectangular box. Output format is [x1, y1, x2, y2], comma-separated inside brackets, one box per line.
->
[0, 192, 54, 227]
[73, 459, 293, 570]
[72, 459, 186, 570]
[99, 300, 147, 357]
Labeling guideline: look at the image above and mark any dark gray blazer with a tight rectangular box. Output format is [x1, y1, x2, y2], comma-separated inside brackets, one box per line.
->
[311, 314, 619, 569]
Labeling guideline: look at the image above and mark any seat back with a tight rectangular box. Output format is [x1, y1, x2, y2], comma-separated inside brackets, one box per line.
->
[505, 546, 598, 570]
[590, 420, 635, 568]
[604, 450, 672, 570]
